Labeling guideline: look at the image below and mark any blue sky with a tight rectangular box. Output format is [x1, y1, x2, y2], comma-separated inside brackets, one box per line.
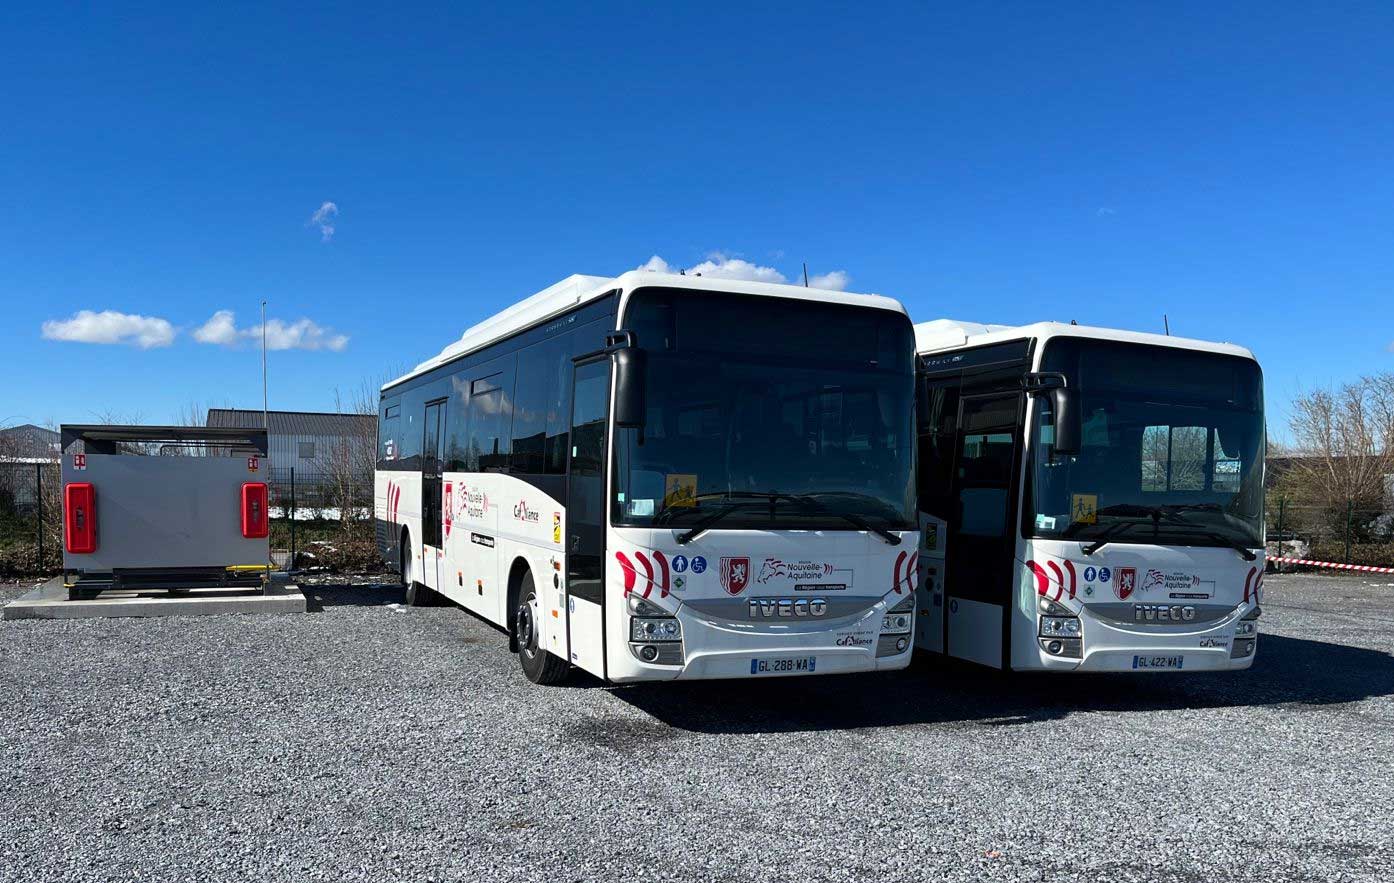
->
[3, 2, 1392, 440]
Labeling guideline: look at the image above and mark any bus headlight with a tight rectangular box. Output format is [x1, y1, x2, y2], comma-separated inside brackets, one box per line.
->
[1235, 620, 1257, 637]
[1039, 616, 1081, 638]
[630, 617, 681, 642]
[881, 613, 912, 635]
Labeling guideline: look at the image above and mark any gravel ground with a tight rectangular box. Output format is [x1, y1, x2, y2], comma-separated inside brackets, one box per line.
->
[2, 571, 1393, 883]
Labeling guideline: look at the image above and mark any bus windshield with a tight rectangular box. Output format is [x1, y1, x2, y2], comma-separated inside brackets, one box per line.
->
[612, 287, 917, 532]
[1028, 338, 1265, 549]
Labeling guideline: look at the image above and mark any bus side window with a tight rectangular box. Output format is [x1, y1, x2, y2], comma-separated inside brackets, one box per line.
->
[544, 330, 579, 475]
[511, 338, 560, 474]
[917, 381, 961, 518]
[379, 401, 400, 464]
[468, 358, 515, 473]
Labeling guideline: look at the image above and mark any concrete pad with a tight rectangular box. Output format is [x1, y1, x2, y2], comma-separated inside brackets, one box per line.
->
[2, 577, 307, 621]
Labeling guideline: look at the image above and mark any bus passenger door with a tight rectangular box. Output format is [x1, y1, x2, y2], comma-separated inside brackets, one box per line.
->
[421, 399, 446, 592]
[944, 392, 1022, 668]
[564, 358, 610, 679]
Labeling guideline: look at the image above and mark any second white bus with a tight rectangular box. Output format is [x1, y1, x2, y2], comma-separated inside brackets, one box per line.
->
[912, 320, 1265, 672]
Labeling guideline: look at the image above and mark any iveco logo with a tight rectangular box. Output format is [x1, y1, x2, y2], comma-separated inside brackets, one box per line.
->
[1134, 604, 1197, 622]
[748, 598, 829, 618]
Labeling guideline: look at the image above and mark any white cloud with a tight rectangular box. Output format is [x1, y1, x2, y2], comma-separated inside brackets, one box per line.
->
[41, 310, 175, 348]
[310, 201, 338, 241]
[1096, 207, 1116, 216]
[637, 253, 853, 291]
[637, 253, 787, 284]
[807, 270, 851, 291]
[257, 318, 349, 351]
[193, 309, 238, 345]
[192, 310, 348, 352]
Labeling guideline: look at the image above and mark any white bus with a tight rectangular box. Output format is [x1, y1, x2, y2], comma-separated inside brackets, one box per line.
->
[912, 320, 1265, 672]
[376, 271, 920, 684]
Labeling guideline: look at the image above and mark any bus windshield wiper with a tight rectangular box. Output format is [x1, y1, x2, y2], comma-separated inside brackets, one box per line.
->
[785, 493, 902, 545]
[1156, 506, 1257, 561]
[673, 500, 758, 545]
[1078, 519, 1148, 556]
[673, 492, 902, 545]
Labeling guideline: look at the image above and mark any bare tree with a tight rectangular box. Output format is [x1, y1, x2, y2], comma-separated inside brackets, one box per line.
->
[1281, 373, 1394, 515]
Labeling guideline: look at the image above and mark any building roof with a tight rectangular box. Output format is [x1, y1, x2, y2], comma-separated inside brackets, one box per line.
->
[0, 423, 61, 461]
[387, 270, 909, 390]
[206, 409, 376, 437]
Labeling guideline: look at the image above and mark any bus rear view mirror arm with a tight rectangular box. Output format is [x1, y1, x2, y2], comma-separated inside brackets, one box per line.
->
[610, 332, 647, 430]
[1050, 387, 1080, 455]
[1024, 372, 1080, 456]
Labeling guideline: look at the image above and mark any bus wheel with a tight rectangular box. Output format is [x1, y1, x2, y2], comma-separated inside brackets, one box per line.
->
[402, 534, 429, 607]
[515, 571, 569, 685]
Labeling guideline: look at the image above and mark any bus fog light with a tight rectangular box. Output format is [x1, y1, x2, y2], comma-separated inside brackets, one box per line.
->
[1039, 616, 1081, 638]
[630, 617, 681, 642]
[638, 644, 660, 662]
[895, 637, 908, 652]
[1039, 637, 1082, 658]
[881, 613, 912, 635]
[1231, 637, 1256, 659]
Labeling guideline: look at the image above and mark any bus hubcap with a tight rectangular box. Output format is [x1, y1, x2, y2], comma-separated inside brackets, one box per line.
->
[518, 602, 535, 653]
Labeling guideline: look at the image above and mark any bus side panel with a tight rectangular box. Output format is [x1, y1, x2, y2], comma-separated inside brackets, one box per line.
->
[568, 596, 605, 677]
[914, 512, 947, 653]
[948, 597, 1003, 667]
[377, 470, 422, 575]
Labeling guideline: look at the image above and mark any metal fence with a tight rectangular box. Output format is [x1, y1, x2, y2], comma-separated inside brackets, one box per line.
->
[264, 467, 377, 571]
[1268, 498, 1394, 568]
[0, 461, 377, 576]
[0, 461, 62, 575]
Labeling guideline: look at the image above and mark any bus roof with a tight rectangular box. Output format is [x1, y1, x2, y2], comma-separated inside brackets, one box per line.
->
[912, 318, 1257, 362]
[386, 270, 908, 390]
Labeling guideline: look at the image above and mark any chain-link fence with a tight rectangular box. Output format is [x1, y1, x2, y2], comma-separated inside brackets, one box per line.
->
[265, 467, 381, 573]
[0, 461, 62, 575]
[0, 462, 382, 576]
[1268, 499, 1394, 568]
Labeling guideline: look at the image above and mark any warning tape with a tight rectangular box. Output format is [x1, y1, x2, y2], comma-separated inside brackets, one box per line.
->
[1270, 556, 1394, 575]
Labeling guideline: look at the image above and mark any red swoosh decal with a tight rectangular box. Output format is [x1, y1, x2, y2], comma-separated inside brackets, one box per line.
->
[1046, 561, 1065, 602]
[1063, 559, 1077, 600]
[616, 552, 637, 595]
[635, 552, 654, 599]
[1243, 566, 1256, 603]
[1028, 561, 1049, 596]
[892, 550, 907, 594]
[652, 550, 670, 598]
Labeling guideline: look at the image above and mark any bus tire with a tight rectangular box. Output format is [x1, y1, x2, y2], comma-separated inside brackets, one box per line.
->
[515, 570, 569, 685]
[401, 531, 431, 607]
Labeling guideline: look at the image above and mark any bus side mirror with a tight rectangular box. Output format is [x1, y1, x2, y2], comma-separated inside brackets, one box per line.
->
[613, 345, 647, 429]
[1051, 386, 1081, 456]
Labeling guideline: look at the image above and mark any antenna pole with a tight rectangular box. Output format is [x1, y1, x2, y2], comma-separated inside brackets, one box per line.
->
[1163, 314, 1170, 336]
[261, 300, 269, 429]
[802, 263, 809, 287]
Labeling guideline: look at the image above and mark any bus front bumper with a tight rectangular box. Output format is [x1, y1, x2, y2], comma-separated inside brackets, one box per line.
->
[1033, 619, 1257, 673]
